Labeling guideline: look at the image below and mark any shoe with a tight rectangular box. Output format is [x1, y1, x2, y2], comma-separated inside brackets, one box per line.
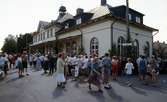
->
[104, 85, 111, 89]
[89, 85, 91, 90]
[98, 89, 103, 93]
[127, 83, 132, 87]
[57, 84, 61, 87]
[61, 85, 65, 89]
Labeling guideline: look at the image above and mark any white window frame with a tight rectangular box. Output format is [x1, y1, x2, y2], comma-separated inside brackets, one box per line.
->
[47, 30, 49, 38]
[76, 18, 81, 25]
[128, 14, 132, 20]
[136, 17, 141, 23]
[50, 28, 53, 37]
[65, 23, 69, 29]
[90, 37, 99, 55]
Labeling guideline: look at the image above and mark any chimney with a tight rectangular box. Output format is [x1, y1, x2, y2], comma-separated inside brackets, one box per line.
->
[58, 6, 66, 18]
[76, 8, 84, 15]
[101, 0, 107, 6]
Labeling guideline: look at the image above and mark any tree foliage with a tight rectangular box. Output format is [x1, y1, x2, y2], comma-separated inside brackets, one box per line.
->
[1, 35, 17, 53]
[17, 33, 33, 53]
[1, 33, 33, 53]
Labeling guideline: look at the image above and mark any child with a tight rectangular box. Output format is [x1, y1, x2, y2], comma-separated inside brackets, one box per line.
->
[144, 62, 152, 85]
[125, 58, 134, 87]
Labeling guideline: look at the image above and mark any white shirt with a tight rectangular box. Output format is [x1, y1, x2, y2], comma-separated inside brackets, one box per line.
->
[125, 62, 134, 75]
[136, 57, 141, 66]
[82, 58, 89, 69]
[70, 57, 77, 66]
[39, 55, 44, 61]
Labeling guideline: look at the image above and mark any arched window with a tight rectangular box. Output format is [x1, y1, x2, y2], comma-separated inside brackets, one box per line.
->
[118, 36, 125, 56]
[90, 37, 99, 55]
[144, 41, 150, 57]
[133, 39, 139, 58]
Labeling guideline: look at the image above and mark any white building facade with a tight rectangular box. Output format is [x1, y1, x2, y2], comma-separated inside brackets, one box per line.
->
[31, 0, 158, 58]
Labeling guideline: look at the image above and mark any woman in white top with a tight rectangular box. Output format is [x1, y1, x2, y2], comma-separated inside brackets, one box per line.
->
[125, 58, 134, 86]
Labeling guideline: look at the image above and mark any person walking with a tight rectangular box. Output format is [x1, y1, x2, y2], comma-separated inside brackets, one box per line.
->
[56, 53, 66, 88]
[88, 55, 103, 93]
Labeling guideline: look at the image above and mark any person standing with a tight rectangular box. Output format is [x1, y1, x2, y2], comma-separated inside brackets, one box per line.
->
[16, 54, 24, 77]
[82, 55, 89, 76]
[125, 58, 134, 87]
[39, 54, 45, 70]
[3, 55, 9, 77]
[22, 53, 28, 75]
[29, 54, 33, 68]
[33, 54, 37, 68]
[43, 55, 49, 74]
[139, 56, 147, 80]
[102, 53, 112, 89]
[0, 55, 5, 77]
[136, 55, 142, 80]
[56, 53, 66, 88]
[112, 56, 118, 80]
[48, 54, 54, 75]
[36, 55, 42, 71]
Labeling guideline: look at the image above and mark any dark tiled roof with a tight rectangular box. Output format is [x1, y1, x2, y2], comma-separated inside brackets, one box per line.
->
[112, 5, 145, 16]
[56, 14, 158, 35]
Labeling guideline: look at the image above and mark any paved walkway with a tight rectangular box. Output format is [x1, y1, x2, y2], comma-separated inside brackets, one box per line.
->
[0, 69, 167, 102]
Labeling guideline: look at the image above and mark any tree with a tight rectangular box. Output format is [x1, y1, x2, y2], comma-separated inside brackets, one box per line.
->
[17, 33, 33, 53]
[1, 35, 17, 53]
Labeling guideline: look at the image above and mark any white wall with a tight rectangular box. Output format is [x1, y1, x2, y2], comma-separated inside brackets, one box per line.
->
[113, 21, 153, 57]
[82, 20, 112, 56]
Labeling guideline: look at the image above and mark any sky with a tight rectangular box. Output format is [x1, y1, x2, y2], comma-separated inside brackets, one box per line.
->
[0, 0, 167, 49]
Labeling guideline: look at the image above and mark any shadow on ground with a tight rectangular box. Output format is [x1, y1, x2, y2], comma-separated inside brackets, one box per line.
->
[88, 90, 105, 102]
[6, 76, 24, 83]
[106, 88, 124, 102]
[52, 87, 65, 99]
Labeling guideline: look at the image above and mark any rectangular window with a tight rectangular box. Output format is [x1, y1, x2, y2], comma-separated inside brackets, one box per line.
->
[41, 34, 42, 40]
[136, 17, 141, 23]
[35, 36, 37, 42]
[65, 23, 69, 29]
[76, 18, 81, 25]
[38, 35, 40, 41]
[47, 30, 49, 38]
[50, 28, 53, 37]
[43, 32, 45, 40]
[34, 35, 36, 42]
[128, 14, 132, 20]
[33, 37, 35, 43]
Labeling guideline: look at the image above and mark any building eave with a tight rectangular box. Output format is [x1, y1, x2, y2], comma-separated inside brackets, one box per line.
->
[56, 14, 158, 35]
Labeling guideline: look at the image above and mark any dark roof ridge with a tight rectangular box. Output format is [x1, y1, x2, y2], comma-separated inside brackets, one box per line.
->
[112, 5, 145, 16]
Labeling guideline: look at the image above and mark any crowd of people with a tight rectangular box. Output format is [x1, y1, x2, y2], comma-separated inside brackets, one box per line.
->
[0, 51, 161, 93]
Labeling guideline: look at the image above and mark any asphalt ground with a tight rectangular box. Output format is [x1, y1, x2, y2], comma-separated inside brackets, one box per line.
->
[0, 69, 167, 102]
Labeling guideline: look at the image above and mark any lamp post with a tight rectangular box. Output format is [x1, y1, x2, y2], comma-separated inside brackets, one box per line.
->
[125, 0, 132, 58]
[126, 0, 130, 42]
